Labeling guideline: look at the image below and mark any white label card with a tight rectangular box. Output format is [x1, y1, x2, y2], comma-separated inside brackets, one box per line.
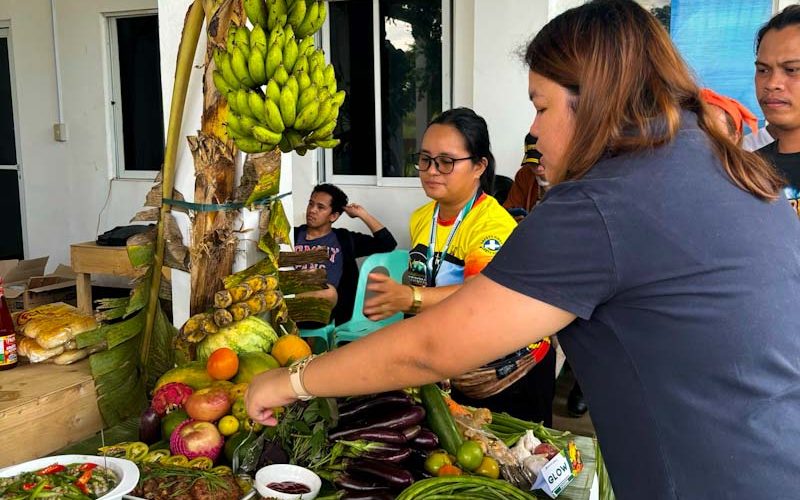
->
[531, 450, 575, 498]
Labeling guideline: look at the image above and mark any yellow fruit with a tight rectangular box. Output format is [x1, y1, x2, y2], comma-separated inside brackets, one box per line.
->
[218, 415, 240, 436]
[232, 397, 248, 420]
[229, 382, 249, 400]
[241, 418, 263, 433]
[270, 334, 312, 366]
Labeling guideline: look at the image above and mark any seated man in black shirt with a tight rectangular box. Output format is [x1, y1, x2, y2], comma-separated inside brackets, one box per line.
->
[294, 184, 397, 325]
[754, 6, 800, 215]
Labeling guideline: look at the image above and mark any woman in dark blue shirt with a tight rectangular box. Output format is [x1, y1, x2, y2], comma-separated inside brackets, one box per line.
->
[246, 1, 800, 497]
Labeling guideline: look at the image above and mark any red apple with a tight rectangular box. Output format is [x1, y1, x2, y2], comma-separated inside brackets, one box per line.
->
[170, 419, 223, 461]
[184, 386, 231, 422]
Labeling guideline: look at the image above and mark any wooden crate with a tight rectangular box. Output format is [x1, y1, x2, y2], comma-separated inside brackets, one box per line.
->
[0, 359, 103, 467]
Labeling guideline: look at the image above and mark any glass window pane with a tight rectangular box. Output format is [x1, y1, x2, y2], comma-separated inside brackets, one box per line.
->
[379, 0, 442, 178]
[0, 37, 17, 166]
[330, 1, 377, 176]
[117, 15, 164, 171]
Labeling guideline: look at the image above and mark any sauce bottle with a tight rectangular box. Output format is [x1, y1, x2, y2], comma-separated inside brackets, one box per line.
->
[0, 279, 18, 370]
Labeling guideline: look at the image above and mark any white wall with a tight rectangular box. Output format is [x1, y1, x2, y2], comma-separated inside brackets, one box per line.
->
[0, 0, 156, 271]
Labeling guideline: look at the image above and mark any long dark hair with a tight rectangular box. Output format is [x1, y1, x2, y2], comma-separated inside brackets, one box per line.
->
[428, 107, 496, 195]
[524, 0, 782, 200]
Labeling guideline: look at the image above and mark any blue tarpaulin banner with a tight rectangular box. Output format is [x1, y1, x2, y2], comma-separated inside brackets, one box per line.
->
[670, 0, 772, 126]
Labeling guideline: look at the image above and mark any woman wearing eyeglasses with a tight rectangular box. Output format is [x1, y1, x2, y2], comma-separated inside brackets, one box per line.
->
[362, 107, 555, 423]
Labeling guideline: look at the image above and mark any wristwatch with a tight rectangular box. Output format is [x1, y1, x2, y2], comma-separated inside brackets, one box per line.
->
[408, 285, 422, 314]
[288, 354, 317, 401]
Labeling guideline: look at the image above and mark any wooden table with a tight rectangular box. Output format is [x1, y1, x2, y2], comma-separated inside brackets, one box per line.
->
[70, 241, 170, 314]
[0, 359, 103, 467]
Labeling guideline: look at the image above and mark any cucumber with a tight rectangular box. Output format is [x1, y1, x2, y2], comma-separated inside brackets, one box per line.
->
[419, 384, 463, 456]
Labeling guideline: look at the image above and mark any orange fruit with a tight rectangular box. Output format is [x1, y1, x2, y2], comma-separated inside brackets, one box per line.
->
[207, 348, 239, 380]
[270, 334, 312, 366]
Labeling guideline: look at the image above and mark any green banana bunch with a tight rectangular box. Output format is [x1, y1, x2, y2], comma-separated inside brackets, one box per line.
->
[220, 7, 344, 156]
[292, 0, 327, 38]
[244, 0, 268, 27]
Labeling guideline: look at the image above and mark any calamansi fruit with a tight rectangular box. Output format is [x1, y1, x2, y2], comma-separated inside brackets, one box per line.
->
[217, 415, 240, 436]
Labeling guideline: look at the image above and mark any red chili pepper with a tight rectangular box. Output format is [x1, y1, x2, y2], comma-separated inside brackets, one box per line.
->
[75, 469, 93, 494]
[22, 483, 51, 491]
[78, 463, 98, 471]
[36, 464, 66, 475]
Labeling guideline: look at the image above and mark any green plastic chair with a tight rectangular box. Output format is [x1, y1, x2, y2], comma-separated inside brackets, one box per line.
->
[300, 323, 335, 354]
[333, 249, 409, 347]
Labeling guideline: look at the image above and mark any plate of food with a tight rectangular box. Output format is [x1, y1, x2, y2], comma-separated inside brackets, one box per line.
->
[0, 454, 139, 499]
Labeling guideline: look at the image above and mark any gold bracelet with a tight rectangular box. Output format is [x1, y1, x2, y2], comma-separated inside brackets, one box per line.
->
[408, 285, 422, 314]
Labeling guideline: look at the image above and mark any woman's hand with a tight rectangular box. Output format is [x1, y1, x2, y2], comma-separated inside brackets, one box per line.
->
[362, 273, 413, 321]
[245, 367, 298, 426]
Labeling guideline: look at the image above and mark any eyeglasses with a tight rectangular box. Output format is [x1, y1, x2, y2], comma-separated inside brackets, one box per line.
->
[411, 153, 475, 174]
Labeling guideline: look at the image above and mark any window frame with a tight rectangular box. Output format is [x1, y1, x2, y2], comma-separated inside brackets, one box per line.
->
[322, 0, 452, 187]
[0, 25, 20, 173]
[0, 23, 28, 257]
[106, 9, 161, 180]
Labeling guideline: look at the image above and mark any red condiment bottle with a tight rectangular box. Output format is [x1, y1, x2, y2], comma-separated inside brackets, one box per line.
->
[0, 279, 18, 370]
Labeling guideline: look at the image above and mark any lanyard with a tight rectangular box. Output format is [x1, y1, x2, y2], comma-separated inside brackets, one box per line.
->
[426, 189, 481, 285]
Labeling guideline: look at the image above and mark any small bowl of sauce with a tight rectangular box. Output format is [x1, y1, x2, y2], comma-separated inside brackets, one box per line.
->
[255, 464, 321, 500]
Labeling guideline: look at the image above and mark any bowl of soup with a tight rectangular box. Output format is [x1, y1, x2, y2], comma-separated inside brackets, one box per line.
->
[254, 464, 321, 500]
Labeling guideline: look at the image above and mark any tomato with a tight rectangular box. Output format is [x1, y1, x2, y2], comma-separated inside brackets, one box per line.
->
[474, 456, 500, 479]
[207, 348, 239, 380]
[456, 440, 484, 471]
[437, 464, 463, 477]
[424, 450, 452, 476]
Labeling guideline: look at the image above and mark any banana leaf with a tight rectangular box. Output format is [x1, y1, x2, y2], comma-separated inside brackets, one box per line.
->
[57, 417, 140, 456]
[94, 297, 131, 322]
[267, 199, 291, 245]
[258, 232, 281, 266]
[596, 438, 616, 500]
[75, 311, 144, 349]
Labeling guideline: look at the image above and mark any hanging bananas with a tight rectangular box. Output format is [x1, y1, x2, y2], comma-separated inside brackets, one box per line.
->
[214, 0, 342, 155]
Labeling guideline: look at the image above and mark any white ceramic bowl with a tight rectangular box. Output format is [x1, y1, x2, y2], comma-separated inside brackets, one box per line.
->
[254, 464, 321, 500]
[0, 454, 139, 500]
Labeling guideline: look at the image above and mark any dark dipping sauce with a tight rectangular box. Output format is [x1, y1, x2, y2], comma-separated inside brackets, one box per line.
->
[267, 481, 311, 494]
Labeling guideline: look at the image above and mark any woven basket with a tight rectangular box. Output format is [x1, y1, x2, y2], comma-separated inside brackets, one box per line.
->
[451, 341, 550, 399]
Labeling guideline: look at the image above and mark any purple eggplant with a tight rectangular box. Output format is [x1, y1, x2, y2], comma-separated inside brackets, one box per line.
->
[341, 491, 394, 500]
[401, 425, 422, 441]
[346, 458, 415, 489]
[410, 428, 440, 450]
[139, 407, 161, 444]
[330, 405, 426, 440]
[339, 440, 413, 463]
[338, 392, 413, 422]
[359, 447, 412, 463]
[332, 472, 388, 492]
[331, 428, 408, 445]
